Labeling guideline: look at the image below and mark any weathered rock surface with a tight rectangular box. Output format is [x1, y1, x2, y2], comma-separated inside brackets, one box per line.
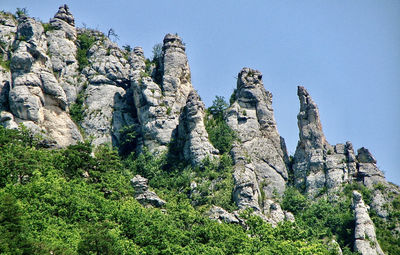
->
[0, 67, 11, 112]
[79, 30, 137, 147]
[292, 86, 393, 201]
[177, 90, 218, 165]
[131, 175, 166, 207]
[353, 191, 385, 255]
[207, 206, 241, 224]
[293, 86, 358, 196]
[0, 12, 17, 114]
[47, 4, 81, 105]
[226, 68, 289, 221]
[356, 148, 387, 188]
[3, 13, 82, 146]
[132, 34, 193, 153]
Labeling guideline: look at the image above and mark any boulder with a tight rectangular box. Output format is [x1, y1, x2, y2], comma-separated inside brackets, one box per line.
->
[131, 175, 166, 207]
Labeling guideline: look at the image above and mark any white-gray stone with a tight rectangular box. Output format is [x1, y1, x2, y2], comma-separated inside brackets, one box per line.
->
[353, 191, 385, 255]
[131, 175, 166, 207]
[227, 68, 289, 222]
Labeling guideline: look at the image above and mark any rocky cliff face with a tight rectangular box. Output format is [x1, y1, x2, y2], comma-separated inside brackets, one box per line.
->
[1, 9, 82, 146]
[226, 68, 290, 223]
[0, 6, 214, 164]
[78, 29, 137, 147]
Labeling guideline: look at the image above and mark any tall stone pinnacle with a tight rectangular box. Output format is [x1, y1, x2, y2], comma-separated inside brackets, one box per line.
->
[293, 86, 354, 195]
[296, 86, 327, 151]
[226, 67, 289, 222]
[132, 33, 194, 153]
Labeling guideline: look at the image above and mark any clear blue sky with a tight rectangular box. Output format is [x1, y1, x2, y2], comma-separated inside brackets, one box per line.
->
[2, 0, 400, 185]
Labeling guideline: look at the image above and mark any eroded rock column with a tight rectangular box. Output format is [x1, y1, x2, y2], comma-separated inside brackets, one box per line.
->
[226, 68, 289, 223]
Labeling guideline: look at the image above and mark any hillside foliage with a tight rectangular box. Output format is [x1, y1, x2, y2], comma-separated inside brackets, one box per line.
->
[0, 124, 344, 255]
[0, 97, 399, 254]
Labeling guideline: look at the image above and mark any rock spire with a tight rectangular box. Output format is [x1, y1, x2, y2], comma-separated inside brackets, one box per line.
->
[177, 90, 219, 165]
[226, 67, 289, 222]
[293, 86, 357, 196]
[132, 33, 194, 153]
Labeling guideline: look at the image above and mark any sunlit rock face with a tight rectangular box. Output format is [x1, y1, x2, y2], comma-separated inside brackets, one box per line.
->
[226, 67, 289, 223]
[132, 33, 194, 153]
[177, 90, 219, 165]
[3, 10, 82, 147]
[292, 86, 356, 196]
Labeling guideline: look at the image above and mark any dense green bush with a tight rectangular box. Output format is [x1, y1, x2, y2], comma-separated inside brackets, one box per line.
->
[69, 82, 87, 131]
[76, 32, 96, 71]
[282, 186, 356, 252]
[205, 96, 236, 154]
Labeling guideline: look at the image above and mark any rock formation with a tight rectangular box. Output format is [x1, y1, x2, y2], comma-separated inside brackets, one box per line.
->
[293, 86, 358, 196]
[207, 205, 241, 224]
[78, 29, 137, 147]
[1, 8, 399, 254]
[132, 33, 193, 153]
[1, 12, 82, 146]
[226, 68, 289, 220]
[0, 12, 16, 114]
[356, 147, 387, 188]
[47, 4, 80, 105]
[131, 175, 166, 207]
[352, 191, 385, 255]
[177, 90, 219, 165]
[292, 86, 394, 200]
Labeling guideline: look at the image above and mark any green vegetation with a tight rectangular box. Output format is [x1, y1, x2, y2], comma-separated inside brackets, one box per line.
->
[42, 23, 56, 34]
[205, 96, 236, 154]
[282, 187, 357, 254]
[118, 124, 137, 157]
[122, 44, 131, 60]
[152, 43, 163, 62]
[0, 125, 347, 254]
[370, 189, 400, 254]
[0, 40, 10, 70]
[15, 7, 28, 18]
[0, 57, 10, 70]
[76, 32, 96, 71]
[69, 83, 87, 128]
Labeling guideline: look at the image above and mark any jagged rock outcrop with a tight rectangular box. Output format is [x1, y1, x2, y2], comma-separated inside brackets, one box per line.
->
[2, 12, 82, 146]
[47, 4, 81, 105]
[207, 206, 241, 224]
[177, 90, 219, 165]
[356, 148, 387, 188]
[0, 12, 16, 114]
[132, 33, 193, 153]
[78, 30, 138, 147]
[293, 86, 358, 196]
[292, 86, 393, 199]
[226, 68, 289, 220]
[352, 191, 385, 255]
[131, 175, 166, 207]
